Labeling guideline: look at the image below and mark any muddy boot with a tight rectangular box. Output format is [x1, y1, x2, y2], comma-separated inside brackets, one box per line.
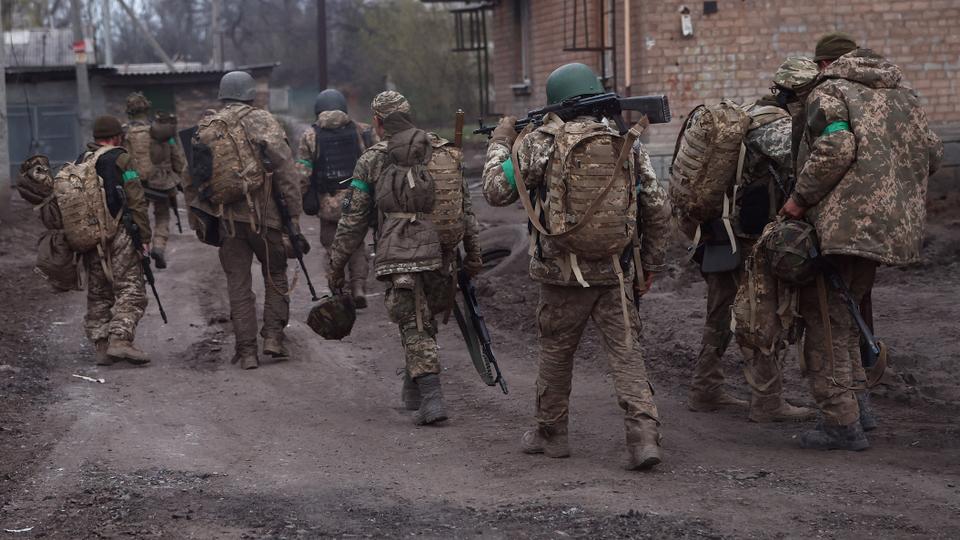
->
[413, 374, 448, 425]
[625, 418, 663, 470]
[262, 335, 289, 359]
[351, 280, 368, 310]
[233, 351, 259, 370]
[857, 392, 878, 432]
[520, 425, 570, 458]
[799, 422, 870, 451]
[94, 340, 113, 366]
[749, 396, 817, 423]
[150, 249, 167, 270]
[106, 339, 150, 365]
[688, 390, 748, 412]
[401, 373, 421, 411]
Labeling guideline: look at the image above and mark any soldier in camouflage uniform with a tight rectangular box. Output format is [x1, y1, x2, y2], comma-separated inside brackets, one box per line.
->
[327, 90, 483, 426]
[143, 111, 188, 269]
[184, 71, 307, 370]
[689, 58, 818, 424]
[481, 64, 667, 470]
[780, 33, 943, 450]
[82, 115, 152, 365]
[295, 89, 373, 306]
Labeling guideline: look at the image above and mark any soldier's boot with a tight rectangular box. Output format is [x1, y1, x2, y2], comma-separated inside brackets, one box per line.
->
[95, 340, 113, 366]
[401, 373, 421, 411]
[262, 335, 289, 359]
[351, 280, 368, 310]
[520, 425, 570, 458]
[413, 374, 448, 425]
[150, 249, 167, 270]
[625, 418, 663, 471]
[106, 339, 151, 365]
[232, 351, 259, 370]
[687, 390, 748, 412]
[749, 395, 817, 423]
[799, 422, 870, 451]
[857, 392, 878, 432]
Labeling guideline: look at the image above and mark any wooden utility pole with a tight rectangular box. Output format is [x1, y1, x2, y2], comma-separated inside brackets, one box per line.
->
[71, 0, 93, 142]
[0, 0, 11, 222]
[101, 0, 113, 66]
[317, 0, 327, 89]
[211, 0, 223, 68]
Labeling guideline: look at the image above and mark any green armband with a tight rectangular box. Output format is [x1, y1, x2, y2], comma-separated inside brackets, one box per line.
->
[297, 158, 314, 169]
[822, 121, 850, 136]
[350, 178, 371, 193]
[502, 157, 517, 190]
[168, 137, 177, 146]
[122, 170, 139, 182]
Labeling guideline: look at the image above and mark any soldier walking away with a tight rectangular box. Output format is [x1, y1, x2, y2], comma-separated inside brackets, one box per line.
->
[327, 91, 483, 426]
[480, 63, 668, 470]
[184, 71, 308, 370]
[686, 58, 818, 423]
[60, 115, 152, 365]
[780, 33, 943, 450]
[295, 89, 373, 307]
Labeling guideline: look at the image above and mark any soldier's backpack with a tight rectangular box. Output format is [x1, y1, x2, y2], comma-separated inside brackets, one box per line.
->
[668, 100, 751, 240]
[303, 122, 363, 216]
[425, 136, 466, 251]
[731, 103, 790, 238]
[53, 146, 122, 253]
[192, 104, 265, 217]
[125, 123, 154, 181]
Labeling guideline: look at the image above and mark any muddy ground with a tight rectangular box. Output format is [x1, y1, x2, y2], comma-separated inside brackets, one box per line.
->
[1, 177, 959, 538]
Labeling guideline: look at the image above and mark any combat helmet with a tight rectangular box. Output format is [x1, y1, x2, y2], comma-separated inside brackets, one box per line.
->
[126, 92, 151, 116]
[546, 63, 604, 105]
[762, 219, 820, 286]
[218, 71, 257, 102]
[307, 293, 357, 340]
[315, 88, 348, 115]
[772, 56, 819, 92]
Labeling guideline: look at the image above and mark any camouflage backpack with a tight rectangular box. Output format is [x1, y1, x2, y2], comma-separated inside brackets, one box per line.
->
[125, 123, 154, 181]
[193, 104, 265, 209]
[425, 135, 466, 251]
[53, 146, 122, 253]
[731, 103, 791, 238]
[668, 100, 751, 240]
[307, 293, 356, 340]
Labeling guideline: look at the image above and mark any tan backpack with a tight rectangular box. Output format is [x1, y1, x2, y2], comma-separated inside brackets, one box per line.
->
[53, 146, 121, 253]
[193, 104, 265, 210]
[425, 136, 466, 250]
[669, 100, 751, 240]
[125, 123, 154, 181]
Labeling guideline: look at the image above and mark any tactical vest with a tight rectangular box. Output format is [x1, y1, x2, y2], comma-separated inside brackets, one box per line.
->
[312, 123, 362, 193]
[54, 146, 122, 253]
[424, 138, 465, 250]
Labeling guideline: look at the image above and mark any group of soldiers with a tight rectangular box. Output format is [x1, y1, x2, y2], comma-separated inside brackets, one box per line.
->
[28, 31, 942, 471]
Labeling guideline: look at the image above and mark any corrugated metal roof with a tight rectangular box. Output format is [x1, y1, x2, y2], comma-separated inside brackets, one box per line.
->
[112, 62, 215, 75]
[5, 28, 94, 68]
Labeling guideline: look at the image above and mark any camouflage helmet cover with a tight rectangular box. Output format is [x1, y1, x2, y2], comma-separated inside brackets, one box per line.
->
[763, 219, 820, 286]
[545, 63, 604, 104]
[307, 293, 357, 340]
[125, 92, 151, 116]
[315, 88, 348, 115]
[772, 56, 819, 91]
[371, 90, 410, 118]
[218, 71, 257, 102]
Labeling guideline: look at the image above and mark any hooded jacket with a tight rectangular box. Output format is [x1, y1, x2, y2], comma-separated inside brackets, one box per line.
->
[793, 49, 943, 265]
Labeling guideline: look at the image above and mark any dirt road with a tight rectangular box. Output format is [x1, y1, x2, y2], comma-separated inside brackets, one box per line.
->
[1, 194, 959, 539]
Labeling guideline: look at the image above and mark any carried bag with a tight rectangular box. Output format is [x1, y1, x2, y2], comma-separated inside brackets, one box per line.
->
[53, 146, 121, 253]
[35, 229, 81, 291]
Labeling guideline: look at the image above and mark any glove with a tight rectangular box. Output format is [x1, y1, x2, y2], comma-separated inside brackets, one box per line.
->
[294, 233, 311, 255]
[463, 252, 484, 278]
[491, 116, 518, 148]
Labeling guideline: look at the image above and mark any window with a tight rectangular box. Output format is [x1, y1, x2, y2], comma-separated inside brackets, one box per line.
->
[511, 0, 532, 95]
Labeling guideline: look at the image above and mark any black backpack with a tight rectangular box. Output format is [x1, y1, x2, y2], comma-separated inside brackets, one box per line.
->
[303, 122, 362, 216]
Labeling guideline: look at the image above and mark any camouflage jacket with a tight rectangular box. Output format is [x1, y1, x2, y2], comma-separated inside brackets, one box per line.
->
[184, 103, 302, 233]
[329, 129, 481, 278]
[481, 116, 670, 286]
[793, 49, 944, 265]
[735, 100, 793, 239]
[87, 142, 151, 239]
[146, 132, 188, 192]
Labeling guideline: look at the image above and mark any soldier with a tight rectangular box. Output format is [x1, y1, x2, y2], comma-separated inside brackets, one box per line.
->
[780, 33, 943, 450]
[81, 115, 152, 365]
[326, 90, 483, 425]
[295, 89, 372, 307]
[481, 63, 667, 470]
[185, 71, 308, 370]
[687, 58, 819, 423]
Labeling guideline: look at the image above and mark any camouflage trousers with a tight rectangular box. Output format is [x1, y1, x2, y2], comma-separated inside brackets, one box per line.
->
[798, 255, 874, 426]
[535, 283, 659, 434]
[218, 222, 289, 355]
[149, 193, 172, 253]
[319, 217, 368, 288]
[82, 228, 147, 343]
[384, 271, 454, 379]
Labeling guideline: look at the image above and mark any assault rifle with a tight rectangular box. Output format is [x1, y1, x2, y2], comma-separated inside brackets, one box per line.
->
[474, 92, 672, 137]
[259, 142, 319, 301]
[453, 252, 508, 394]
[143, 185, 183, 234]
[122, 211, 168, 324]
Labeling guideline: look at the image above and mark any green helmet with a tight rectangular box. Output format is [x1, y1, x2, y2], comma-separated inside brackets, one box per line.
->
[307, 293, 357, 340]
[545, 63, 604, 105]
[218, 71, 256, 102]
[762, 220, 819, 286]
